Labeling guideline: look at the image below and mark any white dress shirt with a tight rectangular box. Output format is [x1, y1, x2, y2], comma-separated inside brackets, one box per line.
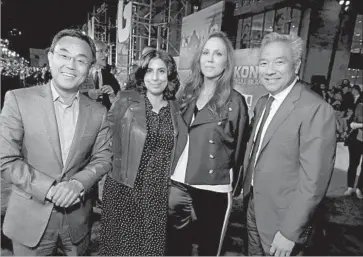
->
[251, 77, 298, 185]
[51, 82, 79, 166]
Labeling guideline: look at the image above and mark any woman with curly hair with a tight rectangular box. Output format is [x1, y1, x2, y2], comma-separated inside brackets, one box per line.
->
[99, 49, 185, 255]
[167, 31, 250, 256]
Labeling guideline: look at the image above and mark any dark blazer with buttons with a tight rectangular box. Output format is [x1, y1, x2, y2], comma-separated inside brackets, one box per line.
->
[171, 89, 250, 195]
[108, 90, 187, 188]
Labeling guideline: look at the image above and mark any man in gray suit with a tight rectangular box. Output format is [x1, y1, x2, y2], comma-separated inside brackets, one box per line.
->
[242, 32, 336, 256]
[0, 29, 112, 255]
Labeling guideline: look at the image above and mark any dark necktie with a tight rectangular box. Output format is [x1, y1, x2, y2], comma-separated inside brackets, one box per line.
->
[243, 96, 274, 198]
[94, 70, 100, 89]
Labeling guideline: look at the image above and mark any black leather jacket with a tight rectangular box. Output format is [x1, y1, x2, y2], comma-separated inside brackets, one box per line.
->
[108, 90, 186, 187]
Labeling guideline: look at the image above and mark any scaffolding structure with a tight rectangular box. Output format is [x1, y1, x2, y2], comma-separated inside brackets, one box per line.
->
[87, 0, 190, 76]
[91, 3, 108, 42]
[128, 0, 156, 72]
[161, 0, 190, 56]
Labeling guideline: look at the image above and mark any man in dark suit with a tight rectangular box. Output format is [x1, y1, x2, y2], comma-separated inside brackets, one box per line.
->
[0, 29, 112, 255]
[341, 84, 354, 111]
[242, 32, 336, 256]
[81, 39, 120, 110]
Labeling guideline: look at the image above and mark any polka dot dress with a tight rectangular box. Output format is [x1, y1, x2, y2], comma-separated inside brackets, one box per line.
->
[100, 96, 174, 256]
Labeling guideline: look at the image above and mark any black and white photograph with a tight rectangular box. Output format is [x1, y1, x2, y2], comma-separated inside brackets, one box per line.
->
[1, 0, 362, 256]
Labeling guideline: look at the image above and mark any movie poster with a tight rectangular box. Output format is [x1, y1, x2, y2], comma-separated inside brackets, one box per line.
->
[178, 1, 224, 72]
[233, 48, 266, 113]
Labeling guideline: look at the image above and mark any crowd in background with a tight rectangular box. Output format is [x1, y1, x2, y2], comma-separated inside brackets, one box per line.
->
[23, 66, 52, 86]
[311, 79, 363, 143]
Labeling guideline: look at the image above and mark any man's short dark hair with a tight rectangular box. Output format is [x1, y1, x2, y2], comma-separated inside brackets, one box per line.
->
[49, 29, 97, 64]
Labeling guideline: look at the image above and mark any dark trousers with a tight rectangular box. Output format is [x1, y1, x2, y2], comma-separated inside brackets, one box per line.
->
[246, 189, 318, 256]
[246, 190, 266, 256]
[347, 139, 363, 189]
[12, 210, 90, 256]
[167, 180, 232, 256]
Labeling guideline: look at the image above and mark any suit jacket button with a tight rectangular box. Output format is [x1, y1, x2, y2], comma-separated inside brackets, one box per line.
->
[208, 140, 214, 144]
[217, 121, 222, 125]
[130, 107, 133, 111]
[209, 169, 214, 174]
[228, 107, 232, 111]
[209, 154, 215, 159]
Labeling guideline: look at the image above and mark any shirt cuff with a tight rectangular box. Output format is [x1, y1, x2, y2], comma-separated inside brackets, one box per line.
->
[46, 185, 54, 201]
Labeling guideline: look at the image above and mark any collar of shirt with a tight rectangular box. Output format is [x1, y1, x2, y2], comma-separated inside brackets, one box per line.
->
[269, 76, 298, 106]
[50, 80, 80, 105]
[92, 67, 102, 76]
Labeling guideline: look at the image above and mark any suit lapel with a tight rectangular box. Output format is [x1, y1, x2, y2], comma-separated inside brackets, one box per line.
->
[182, 99, 196, 127]
[191, 107, 221, 127]
[39, 84, 63, 168]
[170, 101, 180, 137]
[243, 96, 267, 177]
[258, 82, 303, 156]
[182, 99, 225, 128]
[129, 94, 147, 134]
[63, 94, 91, 171]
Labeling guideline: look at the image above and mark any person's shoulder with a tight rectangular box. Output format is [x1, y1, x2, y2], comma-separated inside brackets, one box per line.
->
[230, 89, 246, 103]
[81, 94, 107, 113]
[229, 89, 249, 114]
[298, 81, 326, 102]
[9, 85, 46, 99]
[111, 90, 142, 109]
[297, 81, 334, 110]
[231, 88, 242, 97]
[117, 90, 141, 102]
[102, 67, 116, 78]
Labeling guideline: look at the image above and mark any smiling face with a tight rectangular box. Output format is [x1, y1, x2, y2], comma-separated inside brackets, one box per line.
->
[200, 37, 228, 81]
[144, 58, 168, 97]
[95, 41, 108, 68]
[258, 41, 300, 95]
[48, 36, 93, 94]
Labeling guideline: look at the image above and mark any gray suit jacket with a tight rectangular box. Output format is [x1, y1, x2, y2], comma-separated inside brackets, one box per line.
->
[0, 83, 112, 247]
[242, 82, 336, 252]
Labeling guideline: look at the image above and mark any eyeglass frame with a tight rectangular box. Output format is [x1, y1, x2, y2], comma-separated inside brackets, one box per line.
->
[52, 50, 92, 67]
[96, 48, 109, 55]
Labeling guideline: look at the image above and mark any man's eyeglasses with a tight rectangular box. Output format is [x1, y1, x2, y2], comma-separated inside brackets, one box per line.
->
[53, 51, 91, 66]
[96, 49, 109, 55]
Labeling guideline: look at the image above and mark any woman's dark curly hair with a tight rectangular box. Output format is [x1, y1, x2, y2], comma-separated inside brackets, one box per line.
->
[125, 49, 180, 100]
